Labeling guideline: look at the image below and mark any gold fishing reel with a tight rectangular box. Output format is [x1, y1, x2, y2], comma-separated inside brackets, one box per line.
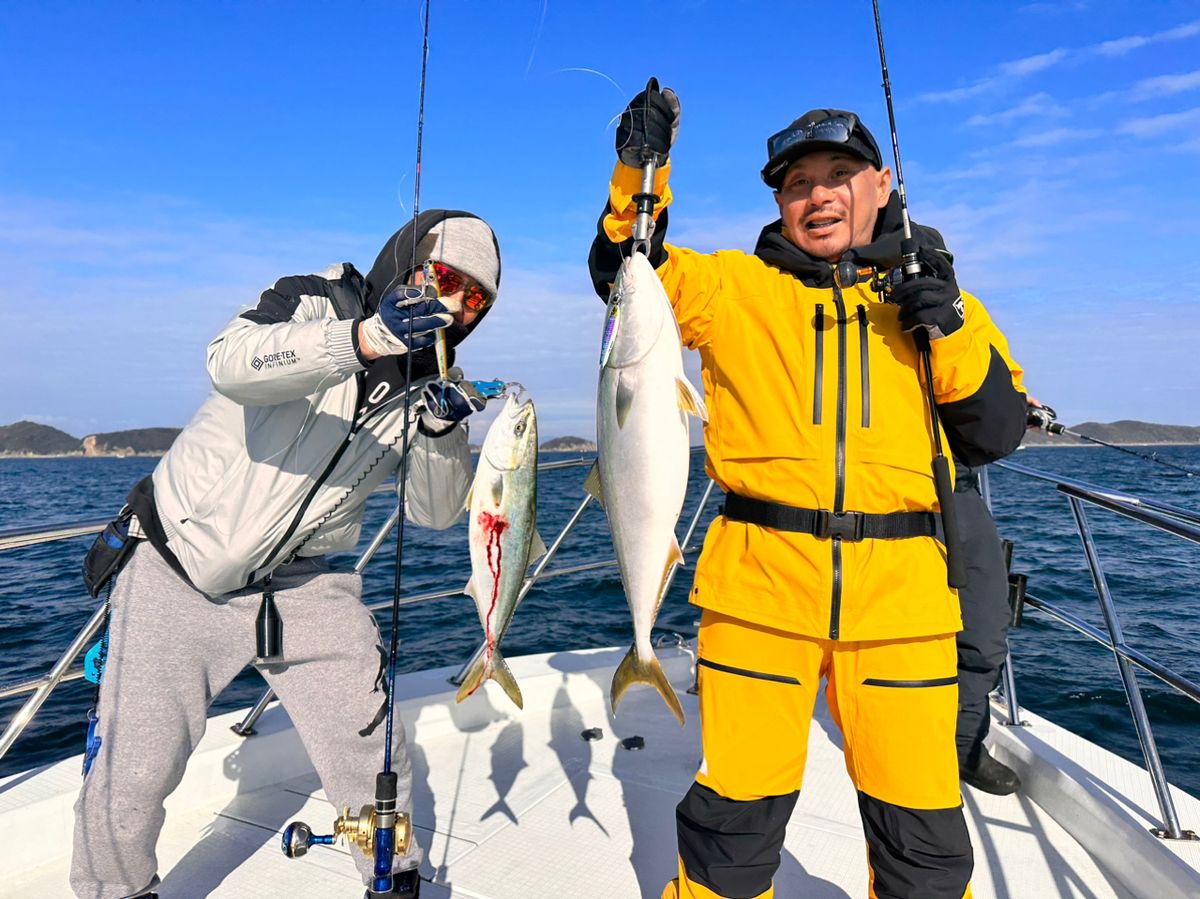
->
[282, 806, 412, 860]
[333, 804, 413, 857]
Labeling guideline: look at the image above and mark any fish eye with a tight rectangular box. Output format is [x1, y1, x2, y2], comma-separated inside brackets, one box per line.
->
[515, 422, 526, 436]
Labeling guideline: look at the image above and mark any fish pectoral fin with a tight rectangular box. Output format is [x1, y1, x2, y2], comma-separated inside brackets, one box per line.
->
[615, 371, 635, 429]
[490, 474, 505, 507]
[675, 377, 709, 422]
[464, 484, 474, 511]
[530, 529, 548, 562]
[583, 461, 605, 509]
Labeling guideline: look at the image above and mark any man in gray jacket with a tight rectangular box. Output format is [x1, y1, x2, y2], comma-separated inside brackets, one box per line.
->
[71, 210, 501, 899]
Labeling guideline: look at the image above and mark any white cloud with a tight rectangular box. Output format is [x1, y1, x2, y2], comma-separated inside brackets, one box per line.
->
[1010, 127, 1103, 148]
[0, 190, 624, 441]
[1094, 19, 1200, 57]
[1127, 70, 1200, 101]
[965, 93, 1070, 128]
[999, 49, 1070, 78]
[917, 18, 1200, 105]
[1018, 1, 1089, 14]
[1117, 106, 1200, 137]
[917, 80, 1003, 105]
[670, 213, 764, 254]
[1090, 70, 1200, 107]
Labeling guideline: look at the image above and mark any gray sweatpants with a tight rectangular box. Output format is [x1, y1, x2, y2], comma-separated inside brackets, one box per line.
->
[71, 543, 419, 899]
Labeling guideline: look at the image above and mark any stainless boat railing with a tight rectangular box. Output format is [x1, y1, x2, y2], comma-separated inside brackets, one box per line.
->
[984, 459, 1200, 841]
[0, 451, 719, 756]
[3, 453, 1197, 842]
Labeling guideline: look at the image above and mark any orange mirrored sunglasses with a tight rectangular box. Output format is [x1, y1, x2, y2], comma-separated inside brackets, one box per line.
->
[432, 262, 492, 312]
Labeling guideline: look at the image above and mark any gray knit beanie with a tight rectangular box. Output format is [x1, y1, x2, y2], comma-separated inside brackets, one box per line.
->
[417, 216, 500, 299]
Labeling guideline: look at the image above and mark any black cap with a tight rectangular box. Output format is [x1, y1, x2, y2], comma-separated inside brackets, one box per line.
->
[760, 109, 885, 189]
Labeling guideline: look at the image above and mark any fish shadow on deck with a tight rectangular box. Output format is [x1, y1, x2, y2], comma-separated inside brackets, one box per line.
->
[548, 651, 849, 898]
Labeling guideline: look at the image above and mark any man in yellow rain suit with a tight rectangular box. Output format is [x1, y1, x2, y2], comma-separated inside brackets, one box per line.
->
[587, 86, 1027, 899]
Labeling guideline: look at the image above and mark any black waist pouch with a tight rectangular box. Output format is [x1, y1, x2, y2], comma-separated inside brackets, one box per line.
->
[82, 506, 137, 598]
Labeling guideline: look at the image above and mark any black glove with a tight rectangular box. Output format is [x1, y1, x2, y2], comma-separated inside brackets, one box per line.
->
[615, 79, 680, 168]
[891, 248, 965, 341]
[360, 285, 451, 357]
[419, 369, 487, 434]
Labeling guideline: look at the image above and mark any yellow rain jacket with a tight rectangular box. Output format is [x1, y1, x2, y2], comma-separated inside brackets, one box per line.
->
[592, 162, 1027, 643]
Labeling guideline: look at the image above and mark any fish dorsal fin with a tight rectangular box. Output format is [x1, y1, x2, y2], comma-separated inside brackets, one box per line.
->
[668, 536, 684, 567]
[464, 575, 479, 601]
[615, 371, 635, 429]
[583, 461, 605, 509]
[530, 529, 548, 561]
[675, 377, 708, 422]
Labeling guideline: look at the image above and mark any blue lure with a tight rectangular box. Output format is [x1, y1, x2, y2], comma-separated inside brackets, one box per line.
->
[599, 290, 623, 368]
[469, 379, 507, 400]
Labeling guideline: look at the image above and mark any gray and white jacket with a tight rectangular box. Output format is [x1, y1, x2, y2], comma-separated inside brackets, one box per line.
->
[147, 262, 472, 597]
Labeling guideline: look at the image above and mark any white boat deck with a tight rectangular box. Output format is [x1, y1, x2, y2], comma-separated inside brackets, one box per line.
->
[3, 645, 1199, 898]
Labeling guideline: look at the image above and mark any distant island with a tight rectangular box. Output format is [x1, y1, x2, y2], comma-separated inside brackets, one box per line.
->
[3, 419, 1195, 459]
[540, 436, 597, 453]
[0, 420, 600, 458]
[1021, 420, 1200, 447]
[0, 421, 182, 457]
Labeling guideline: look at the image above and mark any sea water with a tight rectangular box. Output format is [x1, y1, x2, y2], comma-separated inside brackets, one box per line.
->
[1, 447, 1198, 799]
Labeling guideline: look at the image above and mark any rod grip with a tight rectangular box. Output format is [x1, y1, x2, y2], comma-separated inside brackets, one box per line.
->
[933, 456, 968, 588]
[370, 771, 400, 893]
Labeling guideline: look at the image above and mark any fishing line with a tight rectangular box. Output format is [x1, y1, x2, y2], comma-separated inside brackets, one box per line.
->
[1069, 435, 1198, 477]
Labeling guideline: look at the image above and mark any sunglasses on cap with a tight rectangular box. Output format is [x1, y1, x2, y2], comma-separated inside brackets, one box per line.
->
[432, 262, 492, 312]
[766, 113, 860, 161]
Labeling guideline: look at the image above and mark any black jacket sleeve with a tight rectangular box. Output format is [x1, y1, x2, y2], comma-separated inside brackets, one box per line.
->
[938, 346, 1027, 467]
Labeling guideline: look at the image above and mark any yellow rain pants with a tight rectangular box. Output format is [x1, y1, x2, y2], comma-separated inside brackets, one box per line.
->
[663, 610, 973, 899]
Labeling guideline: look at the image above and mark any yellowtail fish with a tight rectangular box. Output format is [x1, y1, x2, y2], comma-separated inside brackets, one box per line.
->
[587, 252, 707, 726]
[457, 392, 544, 709]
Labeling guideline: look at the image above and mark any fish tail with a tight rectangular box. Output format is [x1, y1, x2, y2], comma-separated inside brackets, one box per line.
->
[490, 650, 524, 710]
[610, 645, 685, 726]
[454, 648, 524, 710]
[454, 651, 488, 705]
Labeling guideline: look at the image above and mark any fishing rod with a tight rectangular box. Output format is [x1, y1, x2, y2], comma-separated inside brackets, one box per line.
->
[867, 0, 967, 587]
[631, 77, 662, 258]
[600, 77, 661, 369]
[1028, 405, 1198, 477]
[281, 2, 437, 893]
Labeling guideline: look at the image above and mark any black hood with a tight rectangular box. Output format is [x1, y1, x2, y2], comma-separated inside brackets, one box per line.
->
[363, 209, 501, 383]
[753, 191, 950, 288]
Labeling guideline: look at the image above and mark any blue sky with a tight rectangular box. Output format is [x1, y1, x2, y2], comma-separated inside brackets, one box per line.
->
[2, 0, 1198, 440]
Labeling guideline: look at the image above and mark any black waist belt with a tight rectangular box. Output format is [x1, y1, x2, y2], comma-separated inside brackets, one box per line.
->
[722, 493, 941, 543]
[126, 475, 196, 588]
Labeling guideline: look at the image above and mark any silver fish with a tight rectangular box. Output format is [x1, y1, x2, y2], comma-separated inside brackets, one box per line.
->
[587, 252, 707, 725]
[456, 393, 544, 709]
